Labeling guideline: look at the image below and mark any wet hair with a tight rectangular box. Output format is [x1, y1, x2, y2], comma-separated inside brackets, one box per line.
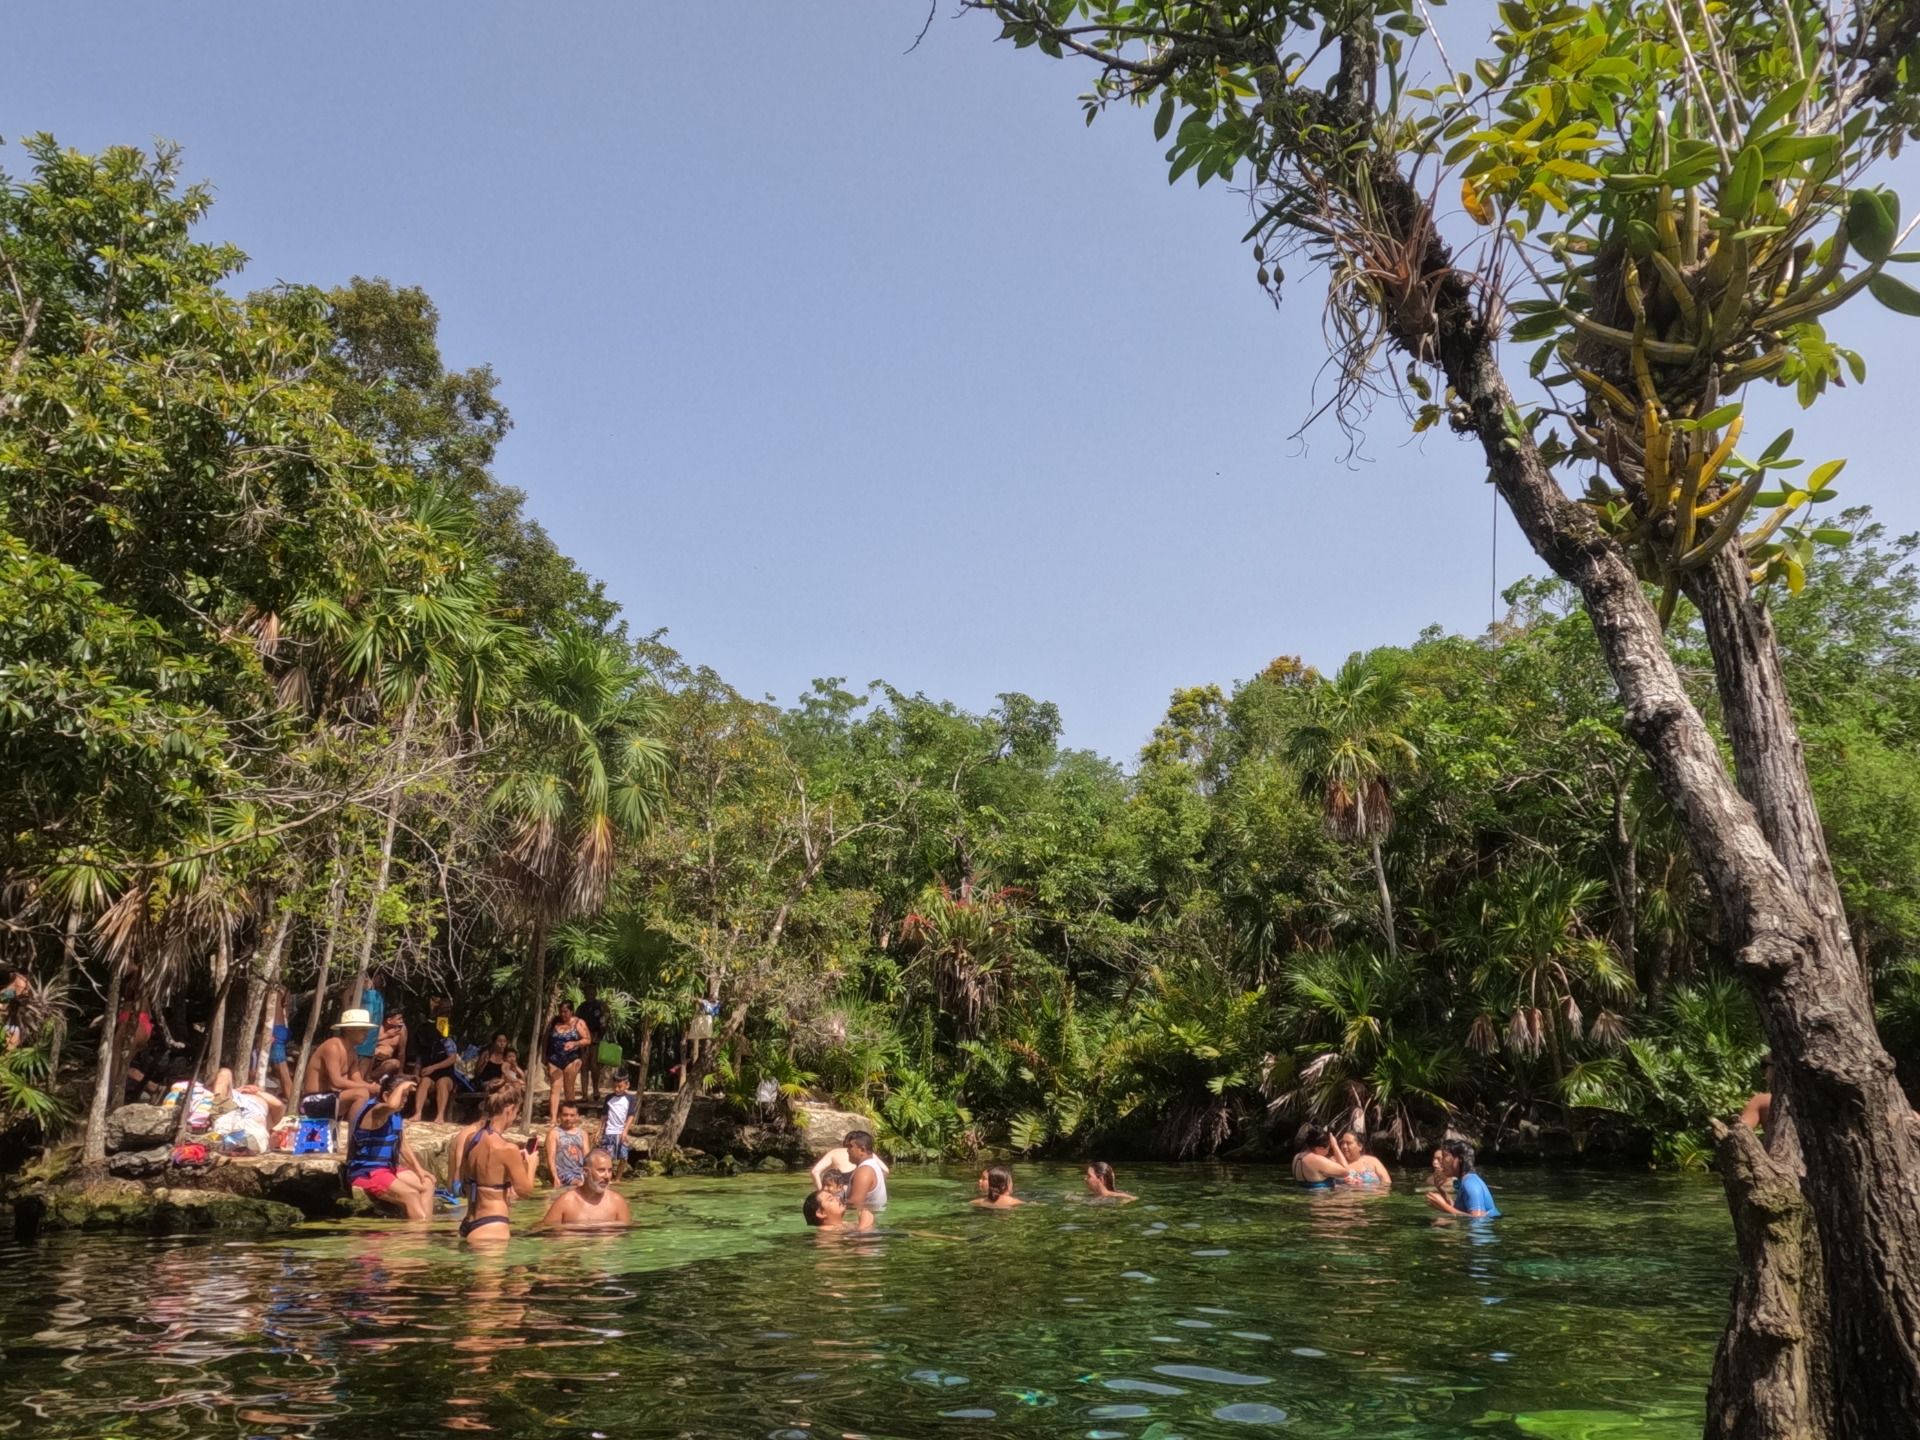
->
[802, 1190, 833, 1226]
[484, 1080, 525, 1116]
[844, 1130, 874, 1154]
[984, 1166, 1013, 1202]
[587, 1146, 613, 1167]
[1441, 1138, 1478, 1173]
[1088, 1160, 1118, 1190]
[559, 1101, 581, 1119]
[1297, 1123, 1334, 1155]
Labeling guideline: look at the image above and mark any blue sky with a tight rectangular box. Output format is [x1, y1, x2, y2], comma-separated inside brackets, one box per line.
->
[8, 3, 1918, 762]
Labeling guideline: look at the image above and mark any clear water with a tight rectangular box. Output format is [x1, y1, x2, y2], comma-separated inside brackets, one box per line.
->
[0, 1164, 1730, 1438]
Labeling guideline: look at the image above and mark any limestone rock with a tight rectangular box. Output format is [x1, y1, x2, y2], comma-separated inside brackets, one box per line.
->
[789, 1103, 877, 1157]
[104, 1103, 176, 1153]
[106, 1146, 172, 1180]
[12, 1182, 300, 1236]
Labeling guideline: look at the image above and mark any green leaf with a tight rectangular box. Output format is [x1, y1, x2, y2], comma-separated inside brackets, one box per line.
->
[1746, 81, 1813, 140]
[1759, 428, 1794, 463]
[1722, 146, 1764, 222]
[1847, 188, 1899, 264]
[1811, 528, 1853, 545]
[1153, 96, 1175, 142]
[1806, 458, 1846, 491]
[1868, 272, 1920, 316]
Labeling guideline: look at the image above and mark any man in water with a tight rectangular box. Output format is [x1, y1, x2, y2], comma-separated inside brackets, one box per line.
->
[843, 1130, 889, 1214]
[802, 1187, 872, 1232]
[1424, 1139, 1500, 1217]
[809, 1133, 887, 1197]
[299, 1009, 378, 1120]
[538, 1148, 631, 1229]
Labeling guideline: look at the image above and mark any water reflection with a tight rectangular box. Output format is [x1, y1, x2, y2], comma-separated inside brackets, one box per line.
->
[0, 1165, 1727, 1440]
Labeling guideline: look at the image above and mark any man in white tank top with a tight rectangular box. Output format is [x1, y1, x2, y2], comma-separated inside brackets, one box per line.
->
[844, 1130, 889, 1211]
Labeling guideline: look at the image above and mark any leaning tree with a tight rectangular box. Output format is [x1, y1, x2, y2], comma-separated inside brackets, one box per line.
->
[962, 2, 1920, 1435]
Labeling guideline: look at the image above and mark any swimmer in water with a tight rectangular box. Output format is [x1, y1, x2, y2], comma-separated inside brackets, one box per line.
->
[1290, 1124, 1355, 1189]
[538, 1147, 631, 1230]
[972, 1165, 1023, 1208]
[1083, 1161, 1136, 1201]
[1424, 1139, 1500, 1217]
[802, 1187, 872, 1231]
[454, 1080, 536, 1243]
[1338, 1131, 1392, 1188]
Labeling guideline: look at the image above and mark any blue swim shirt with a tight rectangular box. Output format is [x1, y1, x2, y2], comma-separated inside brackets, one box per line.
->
[1455, 1172, 1500, 1217]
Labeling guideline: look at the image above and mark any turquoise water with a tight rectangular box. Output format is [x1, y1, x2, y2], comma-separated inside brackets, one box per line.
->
[0, 1164, 1730, 1438]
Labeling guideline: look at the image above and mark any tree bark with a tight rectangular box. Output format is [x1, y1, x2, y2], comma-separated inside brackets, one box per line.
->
[1368, 835, 1398, 960]
[520, 914, 548, 1127]
[292, 860, 347, 1094]
[1706, 1116, 1832, 1440]
[349, 788, 402, 1008]
[1404, 189, 1920, 1436]
[79, 952, 128, 1169]
[635, 1017, 654, 1117]
[46, 908, 80, 1080]
[238, 906, 292, 1086]
[204, 920, 233, 1084]
[653, 1001, 748, 1151]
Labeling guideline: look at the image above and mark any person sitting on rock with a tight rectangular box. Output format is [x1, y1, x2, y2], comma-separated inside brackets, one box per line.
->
[299, 1009, 378, 1121]
[345, 1072, 434, 1221]
[207, 1066, 284, 1154]
[538, 1148, 630, 1230]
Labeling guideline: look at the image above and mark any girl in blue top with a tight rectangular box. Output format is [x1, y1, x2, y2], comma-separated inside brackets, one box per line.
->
[1424, 1139, 1500, 1217]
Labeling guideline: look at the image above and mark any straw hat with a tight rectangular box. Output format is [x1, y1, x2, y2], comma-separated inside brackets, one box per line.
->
[333, 1008, 375, 1030]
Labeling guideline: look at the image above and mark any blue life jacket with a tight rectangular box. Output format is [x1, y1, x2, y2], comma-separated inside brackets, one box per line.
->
[347, 1100, 403, 1178]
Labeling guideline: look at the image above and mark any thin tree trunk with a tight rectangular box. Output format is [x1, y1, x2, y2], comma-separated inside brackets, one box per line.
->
[293, 859, 348, 1094]
[1609, 774, 1640, 992]
[349, 788, 402, 1009]
[635, 1018, 654, 1116]
[46, 908, 80, 1080]
[204, 920, 233, 1084]
[238, 906, 293, 1086]
[172, 962, 240, 1147]
[1368, 836, 1398, 960]
[79, 953, 128, 1170]
[520, 915, 549, 1127]
[654, 1001, 748, 1151]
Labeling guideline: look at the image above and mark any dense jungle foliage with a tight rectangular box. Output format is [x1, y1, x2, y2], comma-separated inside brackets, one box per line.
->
[3, 136, 1917, 1168]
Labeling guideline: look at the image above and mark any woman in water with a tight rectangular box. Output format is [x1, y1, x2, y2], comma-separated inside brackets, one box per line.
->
[972, 1166, 1024, 1207]
[544, 1001, 591, 1120]
[1290, 1125, 1355, 1189]
[1338, 1131, 1392, 1188]
[1083, 1161, 1136, 1201]
[452, 1080, 537, 1242]
[1424, 1138, 1500, 1217]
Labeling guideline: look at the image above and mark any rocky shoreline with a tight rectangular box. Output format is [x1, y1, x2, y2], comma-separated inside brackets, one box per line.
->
[5, 1096, 878, 1238]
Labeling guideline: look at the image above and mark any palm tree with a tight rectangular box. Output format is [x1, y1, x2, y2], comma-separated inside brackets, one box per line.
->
[1286, 656, 1417, 958]
[898, 878, 1028, 1041]
[492, 631, 667, 1123]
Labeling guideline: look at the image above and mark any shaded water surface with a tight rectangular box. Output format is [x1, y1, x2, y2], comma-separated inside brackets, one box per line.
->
[0, 1164, 1729, 1438]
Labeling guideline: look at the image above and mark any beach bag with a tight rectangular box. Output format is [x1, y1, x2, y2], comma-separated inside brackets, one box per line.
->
[597, 1041, 623, 1068]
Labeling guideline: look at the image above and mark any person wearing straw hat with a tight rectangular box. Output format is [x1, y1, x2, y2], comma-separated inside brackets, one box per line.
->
[298, 1008, 379, 1120]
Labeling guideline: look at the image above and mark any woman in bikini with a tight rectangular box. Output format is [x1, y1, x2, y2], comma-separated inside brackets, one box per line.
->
[452, 1080, 535, 1243]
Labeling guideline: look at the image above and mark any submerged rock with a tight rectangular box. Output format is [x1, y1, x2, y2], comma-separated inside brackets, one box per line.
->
[12, 1182, 301, 1237]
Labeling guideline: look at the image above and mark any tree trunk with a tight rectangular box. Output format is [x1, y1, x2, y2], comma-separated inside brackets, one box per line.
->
[635, 1018, 654, 1117]
[204, 921, 233, 1084]
[520, 915, 549, 1127]
[79, 952, 128, 1169]
[292, 859, 348, 1094]
[1706, 1116, 1832, 1440]
[1609, 774, 1640, 992]
[349, 788, 402, 1008]
[238, 906, 292, 1086]
[654, 1001, 748, 1151]
[1403, 191, 1920, 1436]
[46, 908, 80, 1080]
[1368, 835, 1398, 960]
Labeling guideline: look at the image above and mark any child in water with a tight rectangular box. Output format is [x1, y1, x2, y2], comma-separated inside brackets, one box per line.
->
[972, 1166, 1023, 1207]
[1425, 1139, 1500, 1217]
